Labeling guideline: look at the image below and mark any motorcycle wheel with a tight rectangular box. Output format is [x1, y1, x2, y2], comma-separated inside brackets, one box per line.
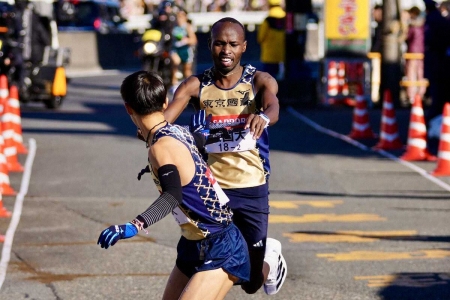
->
[160, 58, 173, 89]
[44, 96, 64, 109]
[143, 56, 159, 73]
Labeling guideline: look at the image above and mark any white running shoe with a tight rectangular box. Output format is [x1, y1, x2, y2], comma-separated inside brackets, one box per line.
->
[263, 238, 287, 295]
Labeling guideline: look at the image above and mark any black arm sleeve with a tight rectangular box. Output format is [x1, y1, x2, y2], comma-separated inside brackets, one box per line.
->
[136, 164, 183, 228]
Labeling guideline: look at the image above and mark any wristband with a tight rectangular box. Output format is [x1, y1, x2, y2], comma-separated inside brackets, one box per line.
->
[131, 218, 148, 234]
[258, 113, 270, 127]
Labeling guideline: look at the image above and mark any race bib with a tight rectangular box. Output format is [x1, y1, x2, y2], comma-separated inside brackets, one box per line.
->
[205, 127, 256, 153]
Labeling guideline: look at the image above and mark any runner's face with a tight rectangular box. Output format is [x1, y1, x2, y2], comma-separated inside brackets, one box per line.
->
[210, 22, 247, 73]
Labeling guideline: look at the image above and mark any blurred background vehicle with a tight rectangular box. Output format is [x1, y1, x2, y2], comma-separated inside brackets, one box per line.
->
[0, 0, 70, 109]
[139, 27, 172, 89]
[0, 1, 17, 80]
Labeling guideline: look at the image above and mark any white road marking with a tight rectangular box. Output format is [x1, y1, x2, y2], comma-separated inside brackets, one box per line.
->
[0, 138, 37, 289]
[286, 107, 450, 192]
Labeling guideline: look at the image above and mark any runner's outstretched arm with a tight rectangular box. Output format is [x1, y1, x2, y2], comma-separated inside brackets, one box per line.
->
[165, 76, 201, 123]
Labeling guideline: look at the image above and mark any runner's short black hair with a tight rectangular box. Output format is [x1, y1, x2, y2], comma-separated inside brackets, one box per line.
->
[211, 17, 246, 40]
[120, 71, 167, 115]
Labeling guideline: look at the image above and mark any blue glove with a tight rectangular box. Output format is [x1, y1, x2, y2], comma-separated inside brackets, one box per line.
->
[190, 110, 211, 136]
[97, 223, 138, 249]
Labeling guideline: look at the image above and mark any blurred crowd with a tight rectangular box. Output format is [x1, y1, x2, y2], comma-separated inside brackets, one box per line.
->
[119, 0, 285, 19]
[371, 0, 450, 123]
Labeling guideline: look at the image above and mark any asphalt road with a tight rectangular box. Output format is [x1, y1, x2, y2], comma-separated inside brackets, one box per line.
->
[0, 71, 449, 300]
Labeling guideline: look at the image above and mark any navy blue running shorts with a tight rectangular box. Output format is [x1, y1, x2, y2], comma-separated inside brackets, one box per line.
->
[224, 184, 270, 249]
[176, 223, 250, 283]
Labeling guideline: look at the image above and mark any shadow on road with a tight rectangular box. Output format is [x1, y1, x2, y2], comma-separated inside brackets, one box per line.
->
[376, 272, 450, 300]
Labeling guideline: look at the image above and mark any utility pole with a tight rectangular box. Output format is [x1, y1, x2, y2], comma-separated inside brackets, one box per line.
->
[285, 0, 312, 77]
[284, 0, 313, 103]
[381, 0, 403, 106]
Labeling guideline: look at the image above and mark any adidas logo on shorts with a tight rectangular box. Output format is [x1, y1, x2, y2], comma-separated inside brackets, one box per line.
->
[253, 240, 264, 247]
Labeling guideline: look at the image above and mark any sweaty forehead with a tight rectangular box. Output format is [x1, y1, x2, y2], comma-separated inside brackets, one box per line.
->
[211, 22, 245, 41]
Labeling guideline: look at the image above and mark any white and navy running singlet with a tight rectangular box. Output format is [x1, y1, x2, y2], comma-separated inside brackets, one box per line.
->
[149, 123, 233, 240]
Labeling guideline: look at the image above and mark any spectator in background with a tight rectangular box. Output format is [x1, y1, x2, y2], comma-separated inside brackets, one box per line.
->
[439, 0, 450, 18]
[150, 0, 177, 51]
[405, 6, 425, 104]
[171, 8, 197, 90]
[257, 0, 285, 80]
[371, 4, 383, 53]
[423, 0, 450, 125]
[120, 0, 146, 19]
[207, 0, 228, 12]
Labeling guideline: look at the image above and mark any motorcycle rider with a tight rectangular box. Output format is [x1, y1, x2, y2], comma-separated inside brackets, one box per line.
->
[150, 0, 177, 53]
[11, 0, 51, 97]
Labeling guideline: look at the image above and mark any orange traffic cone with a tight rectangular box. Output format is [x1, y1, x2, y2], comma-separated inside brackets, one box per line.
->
[348, 85, 377, 139]
[401, 94, 436, 161]
[7, 85, 27, 154]
[341, 82, 349, 97]
[327, 61, 339, 98]
[1, 94, 23, 172]
[0, 191, 11, 218]
[337, 61, 346, 94]
[373, 90, 404, 150]
[0, 132, 16, 196]
[431, 103, 450, 176]
[341, 82, 357, 106]
[0, 75, 8, 102]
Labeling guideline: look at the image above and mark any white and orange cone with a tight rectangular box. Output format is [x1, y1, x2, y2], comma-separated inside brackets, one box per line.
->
[401, 94, 436, 161]
[327, 61, 339, 98]
[431, 103, 450, 176]
[0, 127, 16, 196]
[348, 85, 377, 139]
[0, 75, 7, 103]
[1, 94, 24, 172]
[0, 190, 11, 218]
[337, 61, 346, 94]
[7, 85, 27, 154]
[373, 90, 404, 150]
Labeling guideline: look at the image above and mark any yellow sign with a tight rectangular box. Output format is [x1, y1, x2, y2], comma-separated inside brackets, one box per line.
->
[325, 0, 370, 39]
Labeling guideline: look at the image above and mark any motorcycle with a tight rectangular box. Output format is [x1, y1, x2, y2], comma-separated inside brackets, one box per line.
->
[0, 2, 69, 109]
[140, 28, 173, 90]
[0, 38, 69, 110]
[20, 46, 70, 109]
